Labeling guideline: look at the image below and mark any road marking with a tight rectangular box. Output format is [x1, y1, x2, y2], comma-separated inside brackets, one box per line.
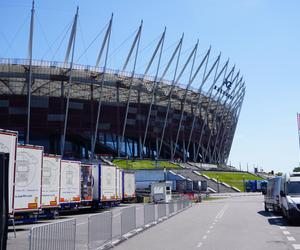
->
[203, 235, 207, 240]
[207, 230, 210, 234]
[279, 226, 287, 230]
[283, 231, 290, 235]
[287, 237, 296, 241]
[210, 226, 213, 229]
[197, 242, 202, 248]
[292, 244, 300, 249]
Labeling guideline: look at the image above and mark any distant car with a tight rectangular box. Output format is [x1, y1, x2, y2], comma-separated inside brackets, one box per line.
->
[264, 177, 281, 212]
[280, 173, 300, 222]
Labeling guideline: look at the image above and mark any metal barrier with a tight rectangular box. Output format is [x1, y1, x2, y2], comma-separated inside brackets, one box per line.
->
[88, 211, 112, 250]
[121, 206, 136, 236]
[29, 219, 76, 250]
[157, 204, 167, 219]
[135, 205, 145, 228]
[169, 202, 175, 215]
[144, 204, 155, 225]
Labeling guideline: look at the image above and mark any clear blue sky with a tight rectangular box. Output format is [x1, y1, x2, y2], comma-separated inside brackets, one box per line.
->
[0, 0, 300, 173]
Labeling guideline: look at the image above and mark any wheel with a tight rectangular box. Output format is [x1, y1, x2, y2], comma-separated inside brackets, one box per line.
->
[264, 203, 269, 212]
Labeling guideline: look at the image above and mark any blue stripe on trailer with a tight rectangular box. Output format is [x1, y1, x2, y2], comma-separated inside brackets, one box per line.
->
[122, 171, 125, 199]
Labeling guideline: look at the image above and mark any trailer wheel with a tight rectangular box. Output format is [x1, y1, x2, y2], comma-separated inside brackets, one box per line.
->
[264, 203, 269, 212]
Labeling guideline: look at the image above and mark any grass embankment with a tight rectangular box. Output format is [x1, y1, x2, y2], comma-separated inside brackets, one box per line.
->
[113, 159, 180, 170]
[202, 171, 263, 191]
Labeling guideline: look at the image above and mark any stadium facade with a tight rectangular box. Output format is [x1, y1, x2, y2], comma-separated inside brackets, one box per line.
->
[0, 3, 245, 165]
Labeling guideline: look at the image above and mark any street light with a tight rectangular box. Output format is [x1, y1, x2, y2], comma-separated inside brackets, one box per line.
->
[242, 175, 245, 192]
[217, 174, 220, 193]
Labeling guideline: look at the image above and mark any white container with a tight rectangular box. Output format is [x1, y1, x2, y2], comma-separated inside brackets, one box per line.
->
[92, 163, 117, 202]
[123, 172, 136, 199]
[15, 145, 43, 211]
[0, 129, 18, 214]
[116, 168, 123, 200]
[60, 160, 81, 204]
[42, 155, 61, 208]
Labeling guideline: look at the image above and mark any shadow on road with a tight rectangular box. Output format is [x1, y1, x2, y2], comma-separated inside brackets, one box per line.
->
[257, 210, 300, 227]
[257, 210, 273, 217]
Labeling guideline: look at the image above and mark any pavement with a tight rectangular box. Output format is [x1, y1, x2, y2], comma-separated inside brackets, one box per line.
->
[7, 194, 300, 250]
[113, 195, 300, 250]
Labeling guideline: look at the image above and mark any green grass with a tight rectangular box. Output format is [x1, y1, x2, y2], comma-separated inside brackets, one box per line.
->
[202, 171, 263, 191]
[112, 159, 180, 170]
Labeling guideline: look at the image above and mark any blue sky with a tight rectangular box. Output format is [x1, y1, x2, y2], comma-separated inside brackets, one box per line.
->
[0, 0, 300, 173]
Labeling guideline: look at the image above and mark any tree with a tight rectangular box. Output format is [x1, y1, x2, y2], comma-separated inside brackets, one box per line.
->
[293, 167, 300, 172]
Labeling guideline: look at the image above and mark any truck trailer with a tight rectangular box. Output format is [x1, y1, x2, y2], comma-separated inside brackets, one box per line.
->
[122, 171, 136, 201]
[60, 160, 81, 207]
[15, 145, 43, 212]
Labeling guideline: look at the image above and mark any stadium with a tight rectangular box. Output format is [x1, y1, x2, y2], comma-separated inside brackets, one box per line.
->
[0, 4, 245, 165]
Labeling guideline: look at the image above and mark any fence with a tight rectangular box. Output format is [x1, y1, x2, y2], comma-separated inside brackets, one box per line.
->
[28, 200, 192, 250]
[29, 219, 76, 250]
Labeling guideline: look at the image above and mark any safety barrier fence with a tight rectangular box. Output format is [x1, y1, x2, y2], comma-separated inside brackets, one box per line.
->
[28, 200, 192, 250]
[29, 218, 76, 250]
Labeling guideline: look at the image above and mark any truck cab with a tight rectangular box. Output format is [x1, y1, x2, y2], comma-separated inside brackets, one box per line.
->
[280, 173, 300, 222]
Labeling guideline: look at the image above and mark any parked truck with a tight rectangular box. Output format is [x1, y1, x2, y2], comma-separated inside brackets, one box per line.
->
[41, 155, 61, 209]
[15, 145, 44, 212]
[0, 129, 18, 215]
[92, 163, 117, 207]
[60, 160, 81, 207]
[122, 171, 136, 202]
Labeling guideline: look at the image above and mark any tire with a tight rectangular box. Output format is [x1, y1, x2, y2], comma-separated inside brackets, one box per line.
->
[264, 203, 269, 212]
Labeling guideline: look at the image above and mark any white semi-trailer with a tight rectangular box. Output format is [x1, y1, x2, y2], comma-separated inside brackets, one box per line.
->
[15, 145, 43, 212]
[116, 168, 123, 201]
[0, 129, 18, 214]
[92, 163, 117, 206]
[42, 155, 61, 208]
[122, 171, 136, 201]
[60, 160, 81, 206]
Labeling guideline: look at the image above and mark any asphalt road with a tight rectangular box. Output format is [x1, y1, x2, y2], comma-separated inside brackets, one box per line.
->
[114, 195, 300, 250]
[7, 195, 300, 250]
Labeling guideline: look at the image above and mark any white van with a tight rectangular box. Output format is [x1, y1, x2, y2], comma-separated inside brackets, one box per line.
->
[280, 173, 300, 221]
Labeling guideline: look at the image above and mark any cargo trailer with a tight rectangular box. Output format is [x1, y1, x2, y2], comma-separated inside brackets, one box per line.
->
[116, 168, 123, 201]
[92, 163, 117, 206]
[41, 155, 61, 208]
[0, 129, 18, 214]
[122, 171, 136, 201]
[81, 164, 93, 204]
[15, 145, 43, 212]
[60, 160, 81, 206]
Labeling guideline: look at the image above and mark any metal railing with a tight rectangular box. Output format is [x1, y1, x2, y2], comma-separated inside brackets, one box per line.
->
[29, 219, 76, 250]
[27, 200, 192, 250]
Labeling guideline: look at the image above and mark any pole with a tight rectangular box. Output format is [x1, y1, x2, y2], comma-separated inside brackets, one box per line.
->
[26, 0, 35, 144]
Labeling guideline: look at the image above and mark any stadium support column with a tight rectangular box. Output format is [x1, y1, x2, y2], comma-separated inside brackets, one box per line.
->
[171, 41, 200, 160]
[185, 53, 219, 160]
[211, 75, 243, 163]
[221, 88, 245, 163]
[61, 7, 79, 157]
[221, 89, 245, 164]
[203, 66, 236, 163]
[26, 0, 35, 144]
[118, 21, 143, 157]
[193, 58, 229, 162]
[141, 28, 166, 159]
[91, 14, 113, 159]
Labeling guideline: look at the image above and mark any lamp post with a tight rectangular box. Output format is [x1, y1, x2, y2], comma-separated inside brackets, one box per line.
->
[242, 175, 245, 192]
[217, 175, 220, 193]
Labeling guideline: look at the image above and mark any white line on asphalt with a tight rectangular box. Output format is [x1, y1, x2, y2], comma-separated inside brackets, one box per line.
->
[279, 226, 287, 230]
[292, 244, 300, 249]
[283, 231, 291, 235]
[197, 242, 203, 248]
[287, 237, 296, 241]
[203, 235, 207, 240]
